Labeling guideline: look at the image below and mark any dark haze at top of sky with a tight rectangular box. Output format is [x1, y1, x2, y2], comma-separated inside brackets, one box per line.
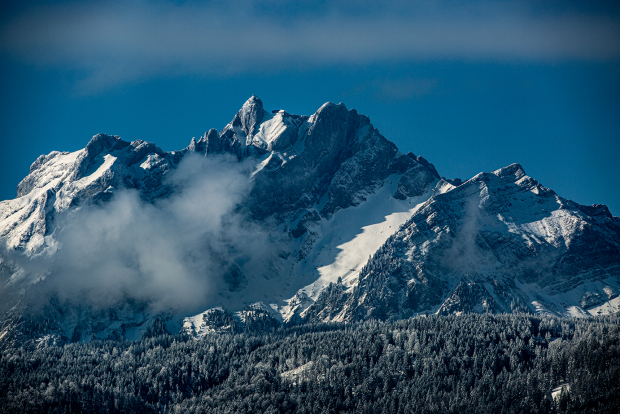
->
[0, 0, 619, 214]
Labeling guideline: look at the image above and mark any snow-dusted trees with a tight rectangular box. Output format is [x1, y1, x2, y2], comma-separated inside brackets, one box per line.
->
[1, 314, 618, 413]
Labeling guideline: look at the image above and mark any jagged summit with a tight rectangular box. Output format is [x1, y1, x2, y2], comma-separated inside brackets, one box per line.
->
[245, 94, 263, 107]
[492, 162, 526, 179]
[230, 95, 268, 142]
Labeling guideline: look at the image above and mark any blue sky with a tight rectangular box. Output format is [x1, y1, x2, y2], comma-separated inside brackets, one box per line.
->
[1, 0, 619, 214]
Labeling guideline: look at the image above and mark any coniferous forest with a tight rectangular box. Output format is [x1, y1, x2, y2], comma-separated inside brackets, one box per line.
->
[1, 314, 619, 413]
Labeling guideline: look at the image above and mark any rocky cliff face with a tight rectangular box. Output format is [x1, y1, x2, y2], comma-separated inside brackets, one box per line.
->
[1, 96, 618, 348]
[1, 134, 179, 254]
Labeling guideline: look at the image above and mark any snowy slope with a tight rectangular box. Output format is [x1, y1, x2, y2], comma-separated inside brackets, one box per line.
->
[278, 181, 438, 322]
[298, 163, 620, 322]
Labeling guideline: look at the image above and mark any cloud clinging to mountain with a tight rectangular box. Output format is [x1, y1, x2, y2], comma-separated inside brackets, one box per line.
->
[7, 153, 275, 313]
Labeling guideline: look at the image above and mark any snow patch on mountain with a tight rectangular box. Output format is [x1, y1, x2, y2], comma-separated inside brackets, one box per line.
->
[278, 179, 438, 323]
[0, 149, 84, 252]
[586, 296, 620, 316]
[299, 181, 437, 300]
[251, 112, 296, 152]
[183, 308, 226, 338]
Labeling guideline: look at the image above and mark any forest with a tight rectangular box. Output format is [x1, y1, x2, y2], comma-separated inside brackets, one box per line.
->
[1, 313, 619, 413]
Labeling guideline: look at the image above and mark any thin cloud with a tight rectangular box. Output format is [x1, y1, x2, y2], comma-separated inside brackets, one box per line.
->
[375, 78, 438, 101]
[1, 0, 619, 92]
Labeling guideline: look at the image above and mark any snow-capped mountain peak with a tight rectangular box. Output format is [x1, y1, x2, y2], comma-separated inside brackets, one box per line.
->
[1, 96, 618, 349]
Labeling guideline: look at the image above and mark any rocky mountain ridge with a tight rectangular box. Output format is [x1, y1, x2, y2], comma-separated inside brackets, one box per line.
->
[1, 96, 619, 348]
[300, 163, 620, 323]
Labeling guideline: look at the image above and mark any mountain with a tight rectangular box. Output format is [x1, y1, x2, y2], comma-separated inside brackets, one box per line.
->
[1, 96, 619, 348]
[302, 163, 620, 322]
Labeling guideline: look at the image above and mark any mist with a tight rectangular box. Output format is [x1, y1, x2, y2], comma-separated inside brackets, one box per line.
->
[440, 195, 487, 277]
[21, 153, 276, 312]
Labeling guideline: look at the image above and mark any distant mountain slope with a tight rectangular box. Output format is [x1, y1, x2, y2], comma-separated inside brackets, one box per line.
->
[1, 96, 618, 348]
[301, 163, 620, 323]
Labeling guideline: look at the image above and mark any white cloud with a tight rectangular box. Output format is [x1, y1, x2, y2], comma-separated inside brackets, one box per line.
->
[1, 0, 619, 92]
[11, 153, 276, 312]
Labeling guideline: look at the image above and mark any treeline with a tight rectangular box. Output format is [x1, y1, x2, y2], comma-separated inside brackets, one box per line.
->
[1, 313, 619, 413]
